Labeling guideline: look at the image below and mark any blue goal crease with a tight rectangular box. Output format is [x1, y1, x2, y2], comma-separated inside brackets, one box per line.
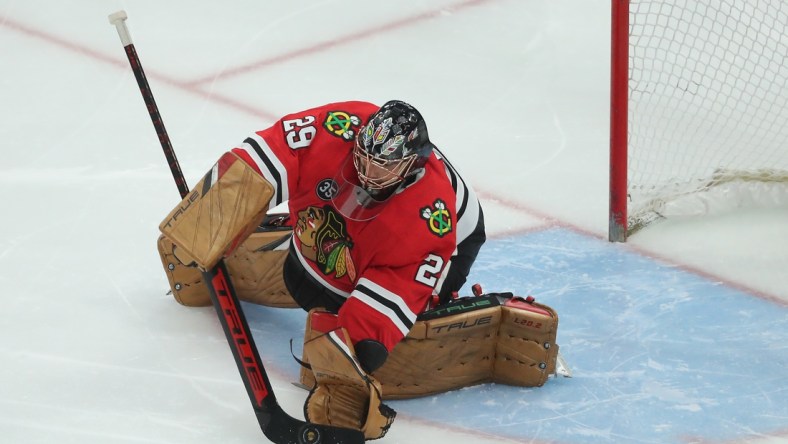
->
[245, 227, 788, 444]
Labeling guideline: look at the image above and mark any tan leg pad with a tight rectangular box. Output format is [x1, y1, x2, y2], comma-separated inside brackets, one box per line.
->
[372, 305, 501, 399]
[493, 299, 559, 387]
[298, 295, 560, 400]
[156, 229, 298, 308]
[226, 230, 295, 307]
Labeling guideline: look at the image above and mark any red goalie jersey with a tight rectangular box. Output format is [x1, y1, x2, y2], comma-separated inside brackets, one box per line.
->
[232, 101, 485, 352]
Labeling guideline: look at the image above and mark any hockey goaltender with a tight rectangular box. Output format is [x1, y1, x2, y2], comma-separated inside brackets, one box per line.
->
[156, 100, 565, 440]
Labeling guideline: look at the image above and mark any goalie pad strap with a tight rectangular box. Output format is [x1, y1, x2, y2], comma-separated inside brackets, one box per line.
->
[159, 151, 274, 271]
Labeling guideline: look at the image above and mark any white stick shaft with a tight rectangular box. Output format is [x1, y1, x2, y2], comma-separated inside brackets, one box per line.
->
[108, 10, 133, 46]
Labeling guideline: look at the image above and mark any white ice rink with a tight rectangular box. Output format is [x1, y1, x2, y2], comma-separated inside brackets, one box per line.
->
[1, 1, 786, 443]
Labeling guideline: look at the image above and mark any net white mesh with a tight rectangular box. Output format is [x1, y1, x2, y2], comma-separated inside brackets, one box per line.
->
[627, 0, 788, 234]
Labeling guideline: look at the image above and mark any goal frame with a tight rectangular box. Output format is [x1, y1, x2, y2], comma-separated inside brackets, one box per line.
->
[608, 0, 788, 242]
[609, 0, 629, 242]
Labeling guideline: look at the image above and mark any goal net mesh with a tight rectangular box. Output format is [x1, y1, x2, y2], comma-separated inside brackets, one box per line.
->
[627, 0, 788, 234]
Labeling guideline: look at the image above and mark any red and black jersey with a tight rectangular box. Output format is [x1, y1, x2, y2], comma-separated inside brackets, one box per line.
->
[232, 101, 484, 352]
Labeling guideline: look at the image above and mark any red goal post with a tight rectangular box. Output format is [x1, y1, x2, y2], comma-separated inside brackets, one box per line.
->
[608, 0, 788, 242]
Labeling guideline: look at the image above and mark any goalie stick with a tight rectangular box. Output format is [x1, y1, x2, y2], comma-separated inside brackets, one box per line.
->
[108, 10, 363, 444]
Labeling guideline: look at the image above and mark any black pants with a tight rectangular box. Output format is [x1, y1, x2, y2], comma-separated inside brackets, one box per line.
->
[283, 243, 345, 313]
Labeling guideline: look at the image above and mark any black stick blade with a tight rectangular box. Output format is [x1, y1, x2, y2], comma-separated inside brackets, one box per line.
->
[257, 404, 365, 444]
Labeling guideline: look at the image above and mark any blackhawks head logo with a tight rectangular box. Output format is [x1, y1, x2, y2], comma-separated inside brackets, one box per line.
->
[420, 199, 452, 237]
[295, 205, 356, 281]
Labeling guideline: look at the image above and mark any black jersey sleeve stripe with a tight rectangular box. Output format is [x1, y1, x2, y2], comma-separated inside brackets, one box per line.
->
[456, 176, 469, 220]
[354, 283, 415, 330]
[435, 147, 469, 220]
[244, 137, 284, 205]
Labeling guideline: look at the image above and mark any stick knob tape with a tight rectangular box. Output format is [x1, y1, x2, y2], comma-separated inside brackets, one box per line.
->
[108, 10, 133, 46]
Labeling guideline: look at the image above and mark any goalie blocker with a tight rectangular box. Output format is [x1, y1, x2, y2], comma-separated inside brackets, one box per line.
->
[300, 291, 560, 399]
[159, 151, 273, 272]
[157, 151, 300, 308]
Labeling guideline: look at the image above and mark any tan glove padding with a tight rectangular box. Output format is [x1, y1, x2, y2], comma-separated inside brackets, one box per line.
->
[159, 151, 273, 271]
[157, 230, 298, 308]
[303, 329, 395, 440]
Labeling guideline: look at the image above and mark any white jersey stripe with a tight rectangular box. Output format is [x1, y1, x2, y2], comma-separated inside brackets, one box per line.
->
[239, 133, 290, 205]
[351, 292, 411, 337]
[351, 278, 417, 336]
[236, 143, 281, 201]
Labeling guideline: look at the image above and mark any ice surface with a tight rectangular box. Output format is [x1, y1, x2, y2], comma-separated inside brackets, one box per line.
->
[1, 1, 785, 443]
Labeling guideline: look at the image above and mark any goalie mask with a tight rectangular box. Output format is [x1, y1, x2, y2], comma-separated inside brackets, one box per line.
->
[353, 100, 434, 197]
[333, 100, 435, 221]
